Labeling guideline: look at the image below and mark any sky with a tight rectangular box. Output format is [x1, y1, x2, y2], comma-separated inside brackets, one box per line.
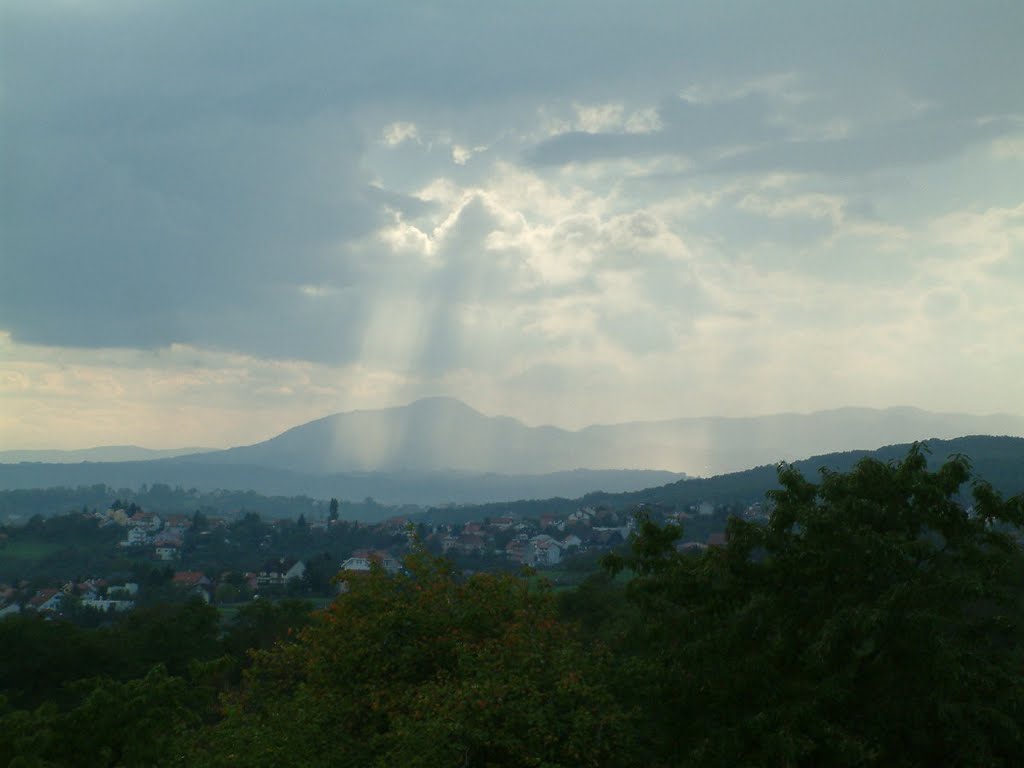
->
[2, 1, 1023, 450]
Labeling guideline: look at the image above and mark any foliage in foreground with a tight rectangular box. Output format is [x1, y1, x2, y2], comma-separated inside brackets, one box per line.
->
[2, 445, 1023, 767]
[602, 444, 1024, 766]
[181, 552, 629, 768]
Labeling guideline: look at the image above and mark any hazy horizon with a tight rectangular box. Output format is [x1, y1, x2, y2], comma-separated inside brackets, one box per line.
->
[3, 2, 1022, 450]
[4, 397, 1024, 454]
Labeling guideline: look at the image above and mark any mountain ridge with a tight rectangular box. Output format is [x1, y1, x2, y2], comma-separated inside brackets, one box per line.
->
[0, 446, 217, 464]
[172, 398, 1024, 476]
[5, 399, 1024, 477]
[2, 435, 1020, 513]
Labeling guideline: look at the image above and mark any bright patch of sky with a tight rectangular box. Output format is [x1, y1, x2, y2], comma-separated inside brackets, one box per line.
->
[1, 1, 1022, 448]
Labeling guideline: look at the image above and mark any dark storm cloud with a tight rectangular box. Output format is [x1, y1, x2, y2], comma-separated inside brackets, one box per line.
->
[2, 0, 1021, 368]
[0, 0, 694, 362]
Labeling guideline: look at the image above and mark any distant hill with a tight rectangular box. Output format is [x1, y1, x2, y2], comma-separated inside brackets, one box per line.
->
[175, 398, 1024, 476]
[179, 397, 577, 474]
[1, 436, 1020, 516]
[0, 446, 216, 464]
[421, 436, 1024, 523]
[0, 460, 683, 507]
[4, 400, 1021, 507]
[605, 434, 1024, 507]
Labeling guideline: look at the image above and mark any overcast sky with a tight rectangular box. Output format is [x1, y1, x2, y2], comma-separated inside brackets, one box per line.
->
[2, 1, 1023, 449]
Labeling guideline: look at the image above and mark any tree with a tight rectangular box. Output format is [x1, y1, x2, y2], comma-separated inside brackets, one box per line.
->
[0, 603, 226, 767]
[184, 549, 629, 767]
[300, 551, 339, 596]
[113, 599, 221, 679]
[328, 497, 339, 522]
[49, 666, 208, 768]
[221, 599, 313, 662]
[0, 664, 218, 768]
[604, 445, 1024, 767]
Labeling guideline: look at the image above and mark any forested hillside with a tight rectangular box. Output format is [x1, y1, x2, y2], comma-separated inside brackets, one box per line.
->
[425, 436, 1024, 523]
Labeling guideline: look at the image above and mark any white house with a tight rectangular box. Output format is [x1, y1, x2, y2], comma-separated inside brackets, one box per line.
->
[340, 549, 401, 574]
[29, 589, 63, 613]
[256, 558, 306, 587]
[125, 527, 151, 547]
[527, 535, 562, 566]
[108, 583, 139, 598]
[129, 511, 163, 532]
[284, 560, 306, 582]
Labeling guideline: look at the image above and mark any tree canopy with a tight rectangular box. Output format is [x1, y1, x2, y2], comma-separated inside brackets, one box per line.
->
[602, 445, 1024, 766]
[184, 550, 629, 768]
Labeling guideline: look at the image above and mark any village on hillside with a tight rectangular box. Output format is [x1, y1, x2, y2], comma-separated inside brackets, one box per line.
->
[0, 498, 770, 620]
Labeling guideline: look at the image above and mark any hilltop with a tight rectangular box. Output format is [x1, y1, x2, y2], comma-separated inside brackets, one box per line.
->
[146, 397, 1024, 476]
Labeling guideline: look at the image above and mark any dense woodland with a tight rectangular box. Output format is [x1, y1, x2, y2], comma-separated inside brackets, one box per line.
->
[2, 446, 1024, 766]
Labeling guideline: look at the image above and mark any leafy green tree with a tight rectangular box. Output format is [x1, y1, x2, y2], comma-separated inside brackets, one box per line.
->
[0, 615, 108, 710]
[221, 599, 313, 662]
[0, 695, 60, 766]
[328, 497, 339, 522]
[184, 550, 629, 767]
[0, 665, 219, 768]
[604, 445, 1024, 767]
[297, 551, 337, 596]
[0, 601, 229, 767]
[113, 599, 222, 679]
[214, 582, 241, 604]
[51, 666, 207, 768]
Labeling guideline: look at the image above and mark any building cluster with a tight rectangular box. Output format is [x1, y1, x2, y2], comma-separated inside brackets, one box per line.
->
[1, 578, 138, 618]
[3, 498, 756, 620]
[96, 508, 196, 561]
[427, 506, 635, 567]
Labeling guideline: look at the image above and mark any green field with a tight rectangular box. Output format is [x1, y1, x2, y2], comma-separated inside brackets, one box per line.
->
[0, 538, 64, 560]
